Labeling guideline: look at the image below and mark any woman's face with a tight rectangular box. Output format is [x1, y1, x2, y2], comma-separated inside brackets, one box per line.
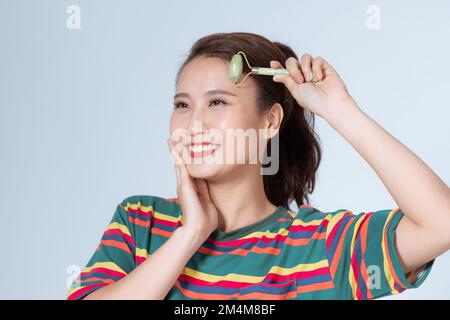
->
[169, 56, 279, 180]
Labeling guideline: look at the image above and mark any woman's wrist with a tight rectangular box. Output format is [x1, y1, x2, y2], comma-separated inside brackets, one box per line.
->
[174, 227, 209, 252]
[323, 97, 362, 127]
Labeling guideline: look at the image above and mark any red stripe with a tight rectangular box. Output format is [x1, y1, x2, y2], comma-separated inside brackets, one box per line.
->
[80, 267, 126, 279]
[123, 205, 153, 217]
[358, 213, 373, 299]
[153, 216, 180, 228]
[326, 213, 348, 252]
[330, 216, 355, 277]
[383, 209, 409, 290]
[67, 283, 105, 300]
[104, 228, 135, 247]
[178, 267, 330, 288]
[351, 213, 371, 299]
[128, 216, 150, 228]
[100, 239, 132, 255]
[207, 232, 288, 247]
[290, 220, 329, 233]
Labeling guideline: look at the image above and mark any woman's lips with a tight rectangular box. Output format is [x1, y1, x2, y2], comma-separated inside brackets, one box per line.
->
[187, 143, 220, 159]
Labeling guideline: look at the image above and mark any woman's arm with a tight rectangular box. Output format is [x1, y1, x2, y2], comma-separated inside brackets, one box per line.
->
[83, 135, 220, 299]
[271, 54, 450, 275]
[325, 98, 450, 274]
[83, 227, 205, 300]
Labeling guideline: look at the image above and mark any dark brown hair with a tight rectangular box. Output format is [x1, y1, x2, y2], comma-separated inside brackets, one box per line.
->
[175, 32, 322, 211]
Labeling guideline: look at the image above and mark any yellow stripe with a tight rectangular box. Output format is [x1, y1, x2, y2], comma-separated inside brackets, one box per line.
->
[348, 214, 364, 299]
[67, 261, 128, 298]
[325, 211, 348, 239]
[82, 261, 126, 275]
[182, 259, 328, 284]
[66, 280, 102, 298]
[241, 227, 290, 239]
[136, 247, 149, 259]
[287, 210, 296, 218]
[123, 201, 182, 223]
[294, 210, 350, 229]
[292, 216, 332, 227]
[153, 210, 182, 223]
[124, 201, 152, 213]
[107, 222, 131, 236]
[381, 209, 399, 294]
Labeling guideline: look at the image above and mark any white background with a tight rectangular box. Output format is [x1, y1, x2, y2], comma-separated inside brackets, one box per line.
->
[0, 0, 448, 299]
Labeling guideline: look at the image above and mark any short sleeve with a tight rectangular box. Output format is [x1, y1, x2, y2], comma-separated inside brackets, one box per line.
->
[324, 207, 434, 300]
[66, 202, 137, 300]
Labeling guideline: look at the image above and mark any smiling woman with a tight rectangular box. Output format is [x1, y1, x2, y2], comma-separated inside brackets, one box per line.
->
[170, 32, 321, 211]
[67, 32, 448, 301]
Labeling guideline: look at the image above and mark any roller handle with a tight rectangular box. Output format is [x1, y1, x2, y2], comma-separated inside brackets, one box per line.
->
[252, 67, 289, 76]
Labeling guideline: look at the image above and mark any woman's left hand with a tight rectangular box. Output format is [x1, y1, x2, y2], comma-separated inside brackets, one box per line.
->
[271, 54, 355, 120]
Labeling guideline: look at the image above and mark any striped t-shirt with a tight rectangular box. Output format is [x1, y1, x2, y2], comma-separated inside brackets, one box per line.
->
[67, 195, 434, 300]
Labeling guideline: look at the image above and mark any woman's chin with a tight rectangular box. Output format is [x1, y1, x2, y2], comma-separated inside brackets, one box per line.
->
[186, 162, 222, 179]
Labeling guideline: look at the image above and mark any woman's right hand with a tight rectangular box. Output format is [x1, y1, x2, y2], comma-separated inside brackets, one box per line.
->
[167, 138, 219, 243]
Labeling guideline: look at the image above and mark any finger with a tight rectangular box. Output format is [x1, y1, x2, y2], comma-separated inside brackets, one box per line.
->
[195, 179, 215, 210]
[285, 57, 304, 83]
[168, 139, 194, 190]
[300, 53, 313, 82]
[269, 60, 283, 69]
[321, 57, 336, 74]
[174, 149, 191, 186]
[272, 71, 300, 96]
[167, 139, 183, 189]
[174, 159, 181, 190]
[195, 179, 211, 200]
[170, 149, 182, 190]
[169, 137, 191, 164]
[167, 138, 183, 166]
[312, 56, 324, 81]
[270, 60, 288, 74]
[271, 60, 305, 84]
[170, 137, 184, 156]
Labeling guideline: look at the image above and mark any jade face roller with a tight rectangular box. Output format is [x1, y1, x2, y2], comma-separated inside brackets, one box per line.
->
[229, 51, 289, 87]
[229, 51, 318, 87]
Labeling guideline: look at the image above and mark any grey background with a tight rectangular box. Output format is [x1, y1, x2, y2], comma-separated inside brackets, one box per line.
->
[0, 0, 449, 299]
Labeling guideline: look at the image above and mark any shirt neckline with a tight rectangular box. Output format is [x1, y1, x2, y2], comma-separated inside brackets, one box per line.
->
[208, 205, 288, 241]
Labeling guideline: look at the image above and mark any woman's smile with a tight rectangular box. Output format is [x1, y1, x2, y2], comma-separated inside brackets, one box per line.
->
[187, 142, 220, 159]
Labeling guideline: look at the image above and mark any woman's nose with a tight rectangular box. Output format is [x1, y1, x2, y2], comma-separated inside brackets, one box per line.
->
[188, 110, 210, 133]
[188, 118, 209, 134]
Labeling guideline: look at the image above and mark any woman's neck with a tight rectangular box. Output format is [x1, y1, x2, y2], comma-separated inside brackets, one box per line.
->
[206, 165, 277, 233]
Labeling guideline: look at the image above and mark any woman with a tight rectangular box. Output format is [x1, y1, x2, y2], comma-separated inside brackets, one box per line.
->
[67, 32, 450, 300]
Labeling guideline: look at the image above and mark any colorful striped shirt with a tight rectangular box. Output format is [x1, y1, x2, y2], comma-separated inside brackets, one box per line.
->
[67, 195, 434, 300]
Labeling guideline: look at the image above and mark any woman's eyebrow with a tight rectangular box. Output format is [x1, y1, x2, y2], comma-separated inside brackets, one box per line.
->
[173, 89, 238, 99]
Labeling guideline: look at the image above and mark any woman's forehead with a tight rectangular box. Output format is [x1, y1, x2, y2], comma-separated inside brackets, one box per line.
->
[176, 56, 256, 96]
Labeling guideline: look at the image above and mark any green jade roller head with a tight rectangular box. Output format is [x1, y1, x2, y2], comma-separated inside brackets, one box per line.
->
[229, 51, 289, 87]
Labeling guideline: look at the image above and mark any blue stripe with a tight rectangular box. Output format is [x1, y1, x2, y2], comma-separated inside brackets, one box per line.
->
[327, 214, 353, 260]
[354, 234, 368, 299]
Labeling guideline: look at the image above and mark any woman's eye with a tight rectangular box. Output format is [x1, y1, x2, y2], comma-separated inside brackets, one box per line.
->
[174, 102, 188, 109]
[173, 99, 226, 109]
[209, 99, 226, 107]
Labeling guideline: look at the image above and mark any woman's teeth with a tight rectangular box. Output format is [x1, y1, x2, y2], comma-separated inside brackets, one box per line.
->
[189, 144, 218, 153]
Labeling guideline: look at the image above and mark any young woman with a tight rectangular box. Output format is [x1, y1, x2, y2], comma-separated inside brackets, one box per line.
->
[67, 32, 450, 300]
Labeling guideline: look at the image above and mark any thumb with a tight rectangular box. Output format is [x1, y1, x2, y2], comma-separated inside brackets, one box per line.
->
[273, 73, 299, 97]
[195, 179, 211, 199]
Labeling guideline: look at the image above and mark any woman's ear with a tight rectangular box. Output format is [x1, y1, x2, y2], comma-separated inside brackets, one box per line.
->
[265, 102, 283, 139]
